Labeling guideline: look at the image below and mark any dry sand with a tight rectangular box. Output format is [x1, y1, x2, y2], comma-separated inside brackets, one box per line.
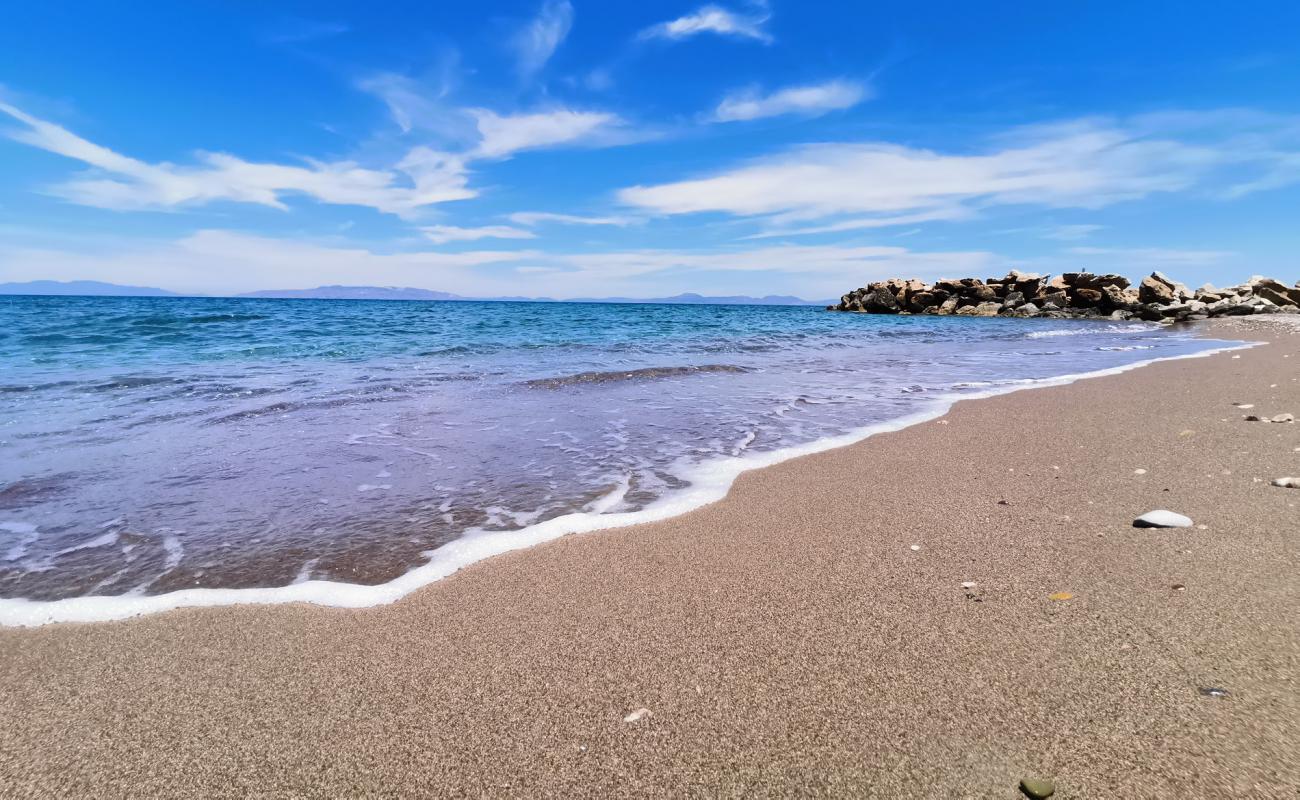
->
[2, 320, 1298, 798]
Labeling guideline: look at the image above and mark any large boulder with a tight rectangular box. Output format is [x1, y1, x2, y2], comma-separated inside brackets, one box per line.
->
[1063, 272, 1131, 291]
[862, 285, 900, 313]
[1071, 287, 1104, 308]
[1138, 275, 1176, 304]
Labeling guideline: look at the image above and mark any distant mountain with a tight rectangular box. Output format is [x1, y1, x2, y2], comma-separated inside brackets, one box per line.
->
[237, 286, 823, 306]
[569, 292, 825, 306]
[1, 281, 826, 306]
[0, 280, 177, 297]
[238, 285, 467, 301]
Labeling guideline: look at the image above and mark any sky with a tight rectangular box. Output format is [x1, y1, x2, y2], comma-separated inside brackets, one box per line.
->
[1, 0, 1298, 299]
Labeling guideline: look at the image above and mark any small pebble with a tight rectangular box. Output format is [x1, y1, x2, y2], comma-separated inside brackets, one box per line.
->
[1134, 468, 1147, 475]
[1172, 583, 1186, 591]
[910, 544, 921, 551]
[1019, 777, 1056, 798]
[1244, 415, 1263, 421]
[1133, 510, 1193, 528]
[1272, 413, 1294, 423]
[997, 499, 1010, 505]
[961, 581, 977, 589]
[1198, 687, 1230, 698]
[1271, 477, 1299, 488]
[623, 708, 652, 723]
[1234, 403, 1254, 409]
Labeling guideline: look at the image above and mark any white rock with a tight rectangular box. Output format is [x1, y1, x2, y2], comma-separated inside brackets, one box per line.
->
[1272, 477, 1299, 489]
[1271, 413, 1294, 423]
[623, 708, 652, 723]
[1133, 510, 1194, 528]
[960, 581, 978, 589]
[1234, 403, 1254, 409]
[910, 544, 921, 551]
[1134, 468, 1147, 475]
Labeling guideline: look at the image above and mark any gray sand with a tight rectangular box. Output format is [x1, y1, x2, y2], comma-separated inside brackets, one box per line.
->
[2, 321, 1297, 798]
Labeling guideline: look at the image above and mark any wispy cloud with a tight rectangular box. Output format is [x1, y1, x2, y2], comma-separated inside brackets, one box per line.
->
[262, 18, 349, 45]
[1042, 223, 1104, 241]
[639, 3, 772, 44]
[620, 114, 1300, 226]
[510, 0, 574, 80]
[421, 224, 536, 244]
[507, 211, 635, 227]
[0, 101, 473, 217]
[470, 108, 622, 158]
[713, 80, 869, 122]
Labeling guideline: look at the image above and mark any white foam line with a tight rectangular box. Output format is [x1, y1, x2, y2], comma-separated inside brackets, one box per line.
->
[0, 339, 1257, 628]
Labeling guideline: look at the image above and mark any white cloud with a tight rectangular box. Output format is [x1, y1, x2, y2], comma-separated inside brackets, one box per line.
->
[639, 3, 772, 44]
[0, 101, 474, 217]
[421, 224, 537, 244]
[507, 211, 635, 227]
[744, 207, 972, 239]
[619, 115, 1300, 226]
[1042, 223, 1104, 241]
[713, 80, 869, 122]
[511, 0, 574, 80]
[470, 108, 621, 158]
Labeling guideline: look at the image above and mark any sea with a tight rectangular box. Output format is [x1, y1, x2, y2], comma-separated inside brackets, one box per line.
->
[0, 295, 1241, 624]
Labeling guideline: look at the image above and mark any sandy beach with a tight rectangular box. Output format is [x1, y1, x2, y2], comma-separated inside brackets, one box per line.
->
[2, 318, 1297, 798]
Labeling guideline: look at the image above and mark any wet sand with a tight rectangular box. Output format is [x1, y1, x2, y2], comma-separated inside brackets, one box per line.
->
[2, 320, 1297, 798]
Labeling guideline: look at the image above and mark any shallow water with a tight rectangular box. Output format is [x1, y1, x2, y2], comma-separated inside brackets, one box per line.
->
[0, 295, 1230, 608]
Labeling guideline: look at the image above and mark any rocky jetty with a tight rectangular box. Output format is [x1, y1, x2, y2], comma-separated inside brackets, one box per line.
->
[828, 272, 1300, 322]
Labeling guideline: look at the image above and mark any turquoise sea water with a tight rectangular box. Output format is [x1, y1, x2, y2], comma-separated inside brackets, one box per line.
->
[0, 295, 1231, 610]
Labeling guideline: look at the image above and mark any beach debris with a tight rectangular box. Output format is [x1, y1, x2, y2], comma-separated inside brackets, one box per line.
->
[1133, 510, 1193, 528]
[1271, 477, 1299, 488]
[1198, 687, 1230, 698]
[1271, 413, 1295, 423]
[1019, 776, 1056, 798]
[1134, 468, 1147, 475]
[1048, 592, 1073, 601]
[623, 708, 652, 723]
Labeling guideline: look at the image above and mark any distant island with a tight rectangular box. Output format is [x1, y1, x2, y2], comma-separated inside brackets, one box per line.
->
[0, 281, 828, 306]
[0, 280, 178, 297]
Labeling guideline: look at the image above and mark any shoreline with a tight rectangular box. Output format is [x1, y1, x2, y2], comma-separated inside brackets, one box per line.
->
[0, 325, 1251, 627]
[2, 318, 1297, 796]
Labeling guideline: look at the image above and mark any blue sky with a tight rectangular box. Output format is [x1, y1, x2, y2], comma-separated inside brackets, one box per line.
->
[1, 0, 1298, 298]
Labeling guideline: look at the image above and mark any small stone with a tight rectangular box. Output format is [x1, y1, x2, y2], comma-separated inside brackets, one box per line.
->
[1271, 477, 1299, 488]
[1048, 592, 1073, 601]
[1244, 415, 1263, 421]
[910, 544, 921, 551]
[1019, 777, 1056, 798]
[1133, 510, 1193, 528]
[1234, 403, 1254, 409]
[961, 581, 977, 589]
[1271, 413, 1294, 423]
[1134, 468, 1147, 475]
[1172, 583, 1186, 591]
[623, 708, 652, 723]
[1198, 687, 1230, 698]
[997, 499, 1010, 505]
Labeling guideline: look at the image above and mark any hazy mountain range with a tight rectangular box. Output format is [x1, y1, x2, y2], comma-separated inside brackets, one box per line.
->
[1, 281, 828, 306]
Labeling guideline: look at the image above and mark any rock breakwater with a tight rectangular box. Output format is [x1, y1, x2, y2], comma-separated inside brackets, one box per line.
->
[829, 272, 1300, 322]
